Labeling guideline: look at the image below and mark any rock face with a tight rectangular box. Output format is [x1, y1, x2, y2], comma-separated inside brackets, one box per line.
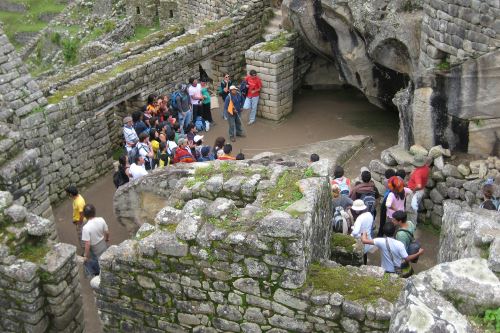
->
[389, 258, 500, 333]
[283, 0, 500, 154]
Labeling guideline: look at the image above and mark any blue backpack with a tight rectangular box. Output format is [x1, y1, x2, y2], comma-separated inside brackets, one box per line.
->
[195, 116, 206, 132]
[239, 80, 248, 97]
[170, 91, 182, 110]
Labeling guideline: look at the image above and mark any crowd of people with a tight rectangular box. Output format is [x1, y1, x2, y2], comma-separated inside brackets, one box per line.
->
[115, 71, 262, 187]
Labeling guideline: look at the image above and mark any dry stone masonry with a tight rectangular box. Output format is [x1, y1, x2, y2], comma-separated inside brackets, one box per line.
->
[0, 191, 84, 332]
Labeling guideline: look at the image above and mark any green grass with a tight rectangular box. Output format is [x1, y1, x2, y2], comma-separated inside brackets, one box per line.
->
[47, 19, 231, 104]
[206, 209, 246, 232]
[436, 60, 451, 71]
[259, 32, 288, 52]
[17, 240, 50, 264]
[305, 264, 404, 304]
[128, 24, 162, 42]
[331, 233, 356, 253]
[262, 170, 303, 211]
[0, 0, 66, 48]
[112, 147, 125, 161]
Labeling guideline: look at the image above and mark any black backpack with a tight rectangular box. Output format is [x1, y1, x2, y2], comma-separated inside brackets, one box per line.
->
[113, 170, 128, 188]
[360, 192, 377, 217]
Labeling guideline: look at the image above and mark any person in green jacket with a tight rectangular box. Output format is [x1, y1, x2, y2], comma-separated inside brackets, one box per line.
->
[201, 79, 214, 126]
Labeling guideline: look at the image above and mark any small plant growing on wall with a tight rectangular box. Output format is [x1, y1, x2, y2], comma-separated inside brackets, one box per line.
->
[61, 37, 80, 64]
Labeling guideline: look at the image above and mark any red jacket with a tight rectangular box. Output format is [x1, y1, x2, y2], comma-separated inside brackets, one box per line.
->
[245, 75, 262, 98]
[173, 147, 195, 164]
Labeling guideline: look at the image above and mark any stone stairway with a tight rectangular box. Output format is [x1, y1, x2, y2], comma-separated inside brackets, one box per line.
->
[263, 7, 283, 36]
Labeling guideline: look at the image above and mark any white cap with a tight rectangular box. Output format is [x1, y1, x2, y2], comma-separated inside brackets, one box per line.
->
[194, 135, 204, 143]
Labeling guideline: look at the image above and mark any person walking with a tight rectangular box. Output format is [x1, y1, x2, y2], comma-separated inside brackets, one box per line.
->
[243, 70, 262, 125]
[66, 185, 86, 251]
[350, 199, 374, 264]
[81, 204, 109, 277]
[218, 73, 232, 120]
[224, 86, 245, 142]
[175, 84, 192, 133]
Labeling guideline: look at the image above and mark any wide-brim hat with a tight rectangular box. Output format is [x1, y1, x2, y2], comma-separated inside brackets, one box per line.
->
[413, 155, 426, 167]
[229, 85, 238, 90]
[351, 199, 367, 211]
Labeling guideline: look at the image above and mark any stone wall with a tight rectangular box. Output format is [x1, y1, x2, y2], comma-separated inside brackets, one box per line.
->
[96, 161, 400, 332]
[0, 191, 83, 332]
[245, 40, 294, 121]
[177, 0, 242, 27]
[369, 144, 500, 228]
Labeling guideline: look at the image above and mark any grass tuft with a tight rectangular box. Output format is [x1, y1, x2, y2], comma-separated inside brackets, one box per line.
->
[262, 170, 303, 211]
[331, 233, 357, 253]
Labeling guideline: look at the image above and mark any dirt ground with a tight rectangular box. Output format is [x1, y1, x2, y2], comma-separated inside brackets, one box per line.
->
[52, 88, 438, 333]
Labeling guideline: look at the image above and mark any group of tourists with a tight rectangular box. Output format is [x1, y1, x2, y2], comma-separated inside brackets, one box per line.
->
[115, 71, 262, 187]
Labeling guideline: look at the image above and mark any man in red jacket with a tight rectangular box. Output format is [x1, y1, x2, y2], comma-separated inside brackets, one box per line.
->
[243, 70, 262, 125]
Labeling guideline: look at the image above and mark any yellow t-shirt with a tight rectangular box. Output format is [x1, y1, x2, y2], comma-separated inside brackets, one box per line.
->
[151, 140, 160, 155]
[72, 195, 85, 222]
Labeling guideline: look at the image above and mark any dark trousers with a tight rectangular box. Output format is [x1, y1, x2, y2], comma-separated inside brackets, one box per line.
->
[192, 104, 202, 121]
[202, 103, 213, 122]
[227, 113, 244, 138]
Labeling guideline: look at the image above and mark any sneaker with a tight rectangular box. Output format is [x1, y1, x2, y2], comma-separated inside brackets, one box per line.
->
[237, 133, 246, 138]
[230, 136, 236, 142]
[248, 120, 255, 125]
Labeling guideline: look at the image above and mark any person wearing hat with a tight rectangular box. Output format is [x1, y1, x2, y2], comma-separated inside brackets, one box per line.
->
[224, 85, 245, 142]
[350, 199, 374, 264]
[407, 155, 430, 219]
[193, 134, 205, 160]
[123, 116, 139, 152]
[175, 83, 192, 134]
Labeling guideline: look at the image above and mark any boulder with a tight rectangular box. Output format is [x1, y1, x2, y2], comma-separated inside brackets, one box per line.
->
[428, 145, 451, 159]
[387, 146, 414, 166]
[433, 155, 444, 170]
[442, 164, 463, 179]
[409, 144, 428, 156]
[381, 148, 397, 166]
[457, 164, 471, 176]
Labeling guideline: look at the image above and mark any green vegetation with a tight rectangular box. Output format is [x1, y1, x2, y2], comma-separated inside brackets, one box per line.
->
[112, 147, 125, 161]
[18, 240, 50, 264]
[479, 243, 490, 260]
[436, 60, 451, 71]
[331, 233, 356, 253]
[303, 167, 317, 178]
[50, 31, 61, 45]
[402, 0, 421, 12]
[262, 170, 303, 211]
[470, 308, 500, 332]
[61, 37, 79, 64]
[103, 20, 116, 33]
[30, 106, 45, 114]
[47, 19, 231, 104]
[128, 24, 162, 42]
[0, 0, 66, 48]
[420, 221, 441, 235]
[259, 33, 288, 52]
[135, 228, 155, 240]
[163, 224, 178, 233]
[206, 209, 246, 232]
[305, 264, 404, 304]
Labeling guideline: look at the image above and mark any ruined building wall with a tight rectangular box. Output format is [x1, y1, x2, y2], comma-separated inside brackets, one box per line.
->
[96, 162, 397, 332]
[177, 0, 242, 27]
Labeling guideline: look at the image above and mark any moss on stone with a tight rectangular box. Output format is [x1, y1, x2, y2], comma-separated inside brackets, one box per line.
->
[164, 224, 178, 233]
[18, 240, 50, 264]
[305, 264, 404, 303]
[259, 33, 287, 52]
[262, 170, 303, 211]
[331, 233, 356, 253]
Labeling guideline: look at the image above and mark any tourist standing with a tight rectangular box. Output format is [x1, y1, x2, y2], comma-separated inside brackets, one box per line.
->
[129, 156, 148, 179]
[378, 168, 396, 237]
[113, 155, 130, 188]
[385, 176, 412, 220]
[350, 199, 374, 264]
[201, 79, 214, 126]
[188, 77, 203, 121]
[123, 116, 138, 153]
[66, 185, 86, 251]
[82, 204, 109, 277]
[350, 170, 380, 218]
[175, 84, 192, 133]
[331, 166, 351, 195]
[136, 132, 154, 171]
[407, 155, 430, 220]
[218, 73, 232, 120]
[244, 70, 262, 125]
[224, 86, 245, 142]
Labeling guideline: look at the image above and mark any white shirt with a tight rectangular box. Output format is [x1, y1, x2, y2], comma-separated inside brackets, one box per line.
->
[123, 125, 138, 150]
[351, 211, 374, 253]
[82, 217, 108, 246]
[166, 140, 177, 154]
[130, 163, 148, 179]
[373, 237, 408, 272]
[188, 84, 202, 106]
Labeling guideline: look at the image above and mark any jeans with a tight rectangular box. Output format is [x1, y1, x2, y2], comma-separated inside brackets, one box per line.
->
[244, 96, 259, 122]
[178, 110, 192, 134]
[227, 113, 244, 138]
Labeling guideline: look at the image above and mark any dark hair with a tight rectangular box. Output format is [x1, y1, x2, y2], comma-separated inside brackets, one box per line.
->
[483, 184, 494, 199]
[135, 155, 143, 164]
[83, 204, 96, 219]
[249, 69, 257, 76]
[159, 142, 167, 152]
[396, 169, 406, 180]
[186, 123, 195, 132]
[385, 169, 396, 179]
[139, 132, 148, 142]
[236, 153, 245, 160]
[383, 222, 396, 237]
[334, 166, 344, 178]
[188, 77, 196, 84]
[132, 110, 142, 123]
[173, 122, 180, 131]
[147, 94, 156, 105]
[149, 128, 157, 141]
[361, 170, 371, 183]
[392, 210, 407, 223]
[310, 153, 319, 162]
[119, 155, 127, 167]
[214, 137, 225, 150]
[223, 144, 232, 154]
[65, 185, 78, 196]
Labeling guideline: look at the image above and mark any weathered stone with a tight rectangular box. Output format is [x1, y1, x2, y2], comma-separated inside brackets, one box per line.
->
[233, 278, 260, 296]
[410, 144, 429, 156]
[176, 215, 203, 241]
[442, 164, 463, 179]
[205, 198, 237, 218]
[257, 211, 301, 238]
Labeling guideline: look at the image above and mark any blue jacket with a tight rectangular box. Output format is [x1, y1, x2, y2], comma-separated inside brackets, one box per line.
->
[224, 93, 244, 117]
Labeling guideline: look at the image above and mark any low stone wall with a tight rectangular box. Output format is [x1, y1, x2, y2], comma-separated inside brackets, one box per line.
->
[0, 191, 83, 332]
[369, 144, 499, 228]
[97, 161, 400, 332]
[245, 39, 294, 121]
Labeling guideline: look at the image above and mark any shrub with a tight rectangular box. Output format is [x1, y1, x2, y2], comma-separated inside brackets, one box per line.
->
[61, 37, 80, 64]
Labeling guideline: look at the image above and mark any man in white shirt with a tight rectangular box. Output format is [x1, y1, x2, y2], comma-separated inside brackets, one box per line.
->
[82, 204, 109, 276]
[361, 223, 424, 274]
[137, 132, 154, 170]
[188, 77, 203, 121]
[129, 156, 148, 179]
[123, 116, 138, 152]
[350, 199, 374, 264]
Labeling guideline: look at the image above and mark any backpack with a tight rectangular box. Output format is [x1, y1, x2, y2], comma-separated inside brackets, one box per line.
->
[334, 177, 350, 195]
[480, 197, 500, 211]
[113, 170, 128, 188]
[169, 91, 181, 110]
[195, 116, 206, 132]
[128, 146, 140, 165]
[360, 191, 377, 217]
[332, 206, 349, 234]
[396, 228, 421, 263]
[239, 80, 248, 97]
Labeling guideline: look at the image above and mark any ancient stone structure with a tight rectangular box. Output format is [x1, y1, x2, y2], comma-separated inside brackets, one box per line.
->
[245, 40, 294, 121]
[95, 161, 400, 332]
[0, 191, 84, 332]
[282, 0, 500, 155]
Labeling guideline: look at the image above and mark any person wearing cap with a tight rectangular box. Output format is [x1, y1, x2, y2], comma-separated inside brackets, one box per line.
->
[123, 116, 139, 152]
[243, 69, 262, 125]
[350, 199, 374, 264]
[175, 83, 192, 133]
[66, 185, 86, 251]
[407, 155, 430, 219]
[224, 85, 245, 142]
[173, 138, 195, 163]
[193, 134, 205, 160]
